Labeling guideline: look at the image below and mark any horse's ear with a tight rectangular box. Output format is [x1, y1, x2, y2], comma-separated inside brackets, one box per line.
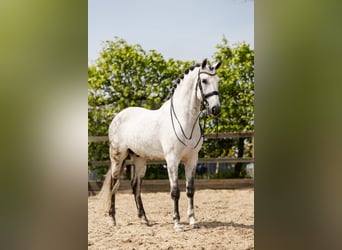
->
[201, 58, 208, 69]
[214, 61, 222, 70]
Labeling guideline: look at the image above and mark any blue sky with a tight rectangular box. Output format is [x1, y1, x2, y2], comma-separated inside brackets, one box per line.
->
[88, 0, 254, 64]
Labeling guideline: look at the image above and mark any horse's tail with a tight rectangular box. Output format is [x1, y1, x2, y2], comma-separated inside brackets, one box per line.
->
[97, 166, 112, 215]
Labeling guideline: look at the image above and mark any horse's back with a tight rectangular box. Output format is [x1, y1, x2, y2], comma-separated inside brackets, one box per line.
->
[109, 106, 165, 131]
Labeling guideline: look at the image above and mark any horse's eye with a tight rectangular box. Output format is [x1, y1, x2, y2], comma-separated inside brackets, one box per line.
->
[202, 79, 208, 84]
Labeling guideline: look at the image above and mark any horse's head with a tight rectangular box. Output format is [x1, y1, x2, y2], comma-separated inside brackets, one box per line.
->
[197, 59, 222, 117]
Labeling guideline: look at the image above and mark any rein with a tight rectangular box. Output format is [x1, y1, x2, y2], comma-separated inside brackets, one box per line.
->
[170, 69, 219, 148]
[170, 97, 205, 149]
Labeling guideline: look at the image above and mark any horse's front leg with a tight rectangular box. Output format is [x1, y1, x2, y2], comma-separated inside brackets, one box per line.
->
[184, 157, 199, 229]
[166, 158, 183, 232]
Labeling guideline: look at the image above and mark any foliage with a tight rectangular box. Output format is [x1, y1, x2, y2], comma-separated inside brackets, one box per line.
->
[213, 37, 254, 132]
[200, 38, 254, 159]
[88, 37, 254, 178]
[88, 37, 192, 166]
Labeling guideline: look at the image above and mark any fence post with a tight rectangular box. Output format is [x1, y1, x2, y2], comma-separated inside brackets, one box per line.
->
[234, 137, 245, 177]
[252, 135, 254, 159]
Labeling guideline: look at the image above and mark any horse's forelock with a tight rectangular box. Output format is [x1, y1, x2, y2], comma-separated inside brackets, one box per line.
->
[200, 61, 218, 75]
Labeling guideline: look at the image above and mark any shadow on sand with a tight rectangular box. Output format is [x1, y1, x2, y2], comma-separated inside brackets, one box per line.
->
[199, 220, 254, 230]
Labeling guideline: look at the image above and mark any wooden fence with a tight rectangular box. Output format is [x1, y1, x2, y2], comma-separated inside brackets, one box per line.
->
[88, 132, 254, 167]
[88, 132, 254, 194]
[88, 179, 254, 195]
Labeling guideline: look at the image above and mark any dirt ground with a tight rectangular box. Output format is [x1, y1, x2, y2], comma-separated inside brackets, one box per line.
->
[88, 189, 254, 250]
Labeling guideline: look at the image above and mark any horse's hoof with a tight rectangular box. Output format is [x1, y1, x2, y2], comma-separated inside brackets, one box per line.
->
[174, 225, 184, 232]
[110, 216, 117, 226]
[191, 223, 200, 229]
[142, 218, 151, 226]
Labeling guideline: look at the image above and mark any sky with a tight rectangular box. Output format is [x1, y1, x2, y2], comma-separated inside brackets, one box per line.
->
[88, 0, 254, 64]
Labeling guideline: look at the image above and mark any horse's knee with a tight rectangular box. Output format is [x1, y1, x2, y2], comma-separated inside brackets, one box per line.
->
[186, 185, 195, 198]
[171, 186, 180, 200]
[186, 177, 195, 198]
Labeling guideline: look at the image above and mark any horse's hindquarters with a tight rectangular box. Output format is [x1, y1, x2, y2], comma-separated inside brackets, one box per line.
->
[109, 107, 165, 160]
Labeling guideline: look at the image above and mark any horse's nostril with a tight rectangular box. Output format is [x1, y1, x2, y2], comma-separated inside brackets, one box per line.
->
[211, 106, 221, 116]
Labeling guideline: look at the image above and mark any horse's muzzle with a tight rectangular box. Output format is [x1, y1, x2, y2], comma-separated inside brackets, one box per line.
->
[210, 105, 221, 117]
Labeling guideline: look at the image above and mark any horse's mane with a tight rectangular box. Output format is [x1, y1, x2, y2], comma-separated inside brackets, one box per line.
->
[167, 63, 198, 100]
[167, 61, 215, 100]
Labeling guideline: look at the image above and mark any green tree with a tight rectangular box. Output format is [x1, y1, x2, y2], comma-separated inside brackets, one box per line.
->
[213, 37, 254, 132]
[88, 37, 254, 178]
[88, 37, 192, 174]
[208, 37, 254, 177]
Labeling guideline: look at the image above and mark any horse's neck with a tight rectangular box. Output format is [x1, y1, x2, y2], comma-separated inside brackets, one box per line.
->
[172, 72, 201, 126]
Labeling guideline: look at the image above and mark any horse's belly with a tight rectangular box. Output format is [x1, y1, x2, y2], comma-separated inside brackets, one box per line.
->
[129, 136, 164, 160]
[125, 124, 164, 160]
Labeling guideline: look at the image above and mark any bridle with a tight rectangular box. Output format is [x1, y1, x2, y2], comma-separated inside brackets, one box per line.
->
[196, 69, 219, 108]
[170, 68, 219, 148]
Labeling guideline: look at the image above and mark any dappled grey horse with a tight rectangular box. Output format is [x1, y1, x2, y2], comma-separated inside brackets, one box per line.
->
[99, 59, 221, 232]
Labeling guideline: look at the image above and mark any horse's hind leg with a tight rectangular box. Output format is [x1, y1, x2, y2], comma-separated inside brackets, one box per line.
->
[108, 145, 127, 225]
[130, 154, 149, 225]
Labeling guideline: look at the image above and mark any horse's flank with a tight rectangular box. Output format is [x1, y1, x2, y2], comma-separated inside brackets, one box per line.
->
[109, 105, 171, 161]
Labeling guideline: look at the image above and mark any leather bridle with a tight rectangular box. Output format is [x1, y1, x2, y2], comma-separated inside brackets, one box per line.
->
[170, 68, 219, 148]
[196, 69, 219, 108]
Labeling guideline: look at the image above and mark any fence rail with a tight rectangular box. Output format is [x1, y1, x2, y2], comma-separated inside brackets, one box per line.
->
[88, 179, 254, 195]
[88, 132, 254, 167]
[88, 132, 254, 142]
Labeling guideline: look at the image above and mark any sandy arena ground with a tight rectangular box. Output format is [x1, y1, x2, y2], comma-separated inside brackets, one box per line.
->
[88, 189, 254, 250]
